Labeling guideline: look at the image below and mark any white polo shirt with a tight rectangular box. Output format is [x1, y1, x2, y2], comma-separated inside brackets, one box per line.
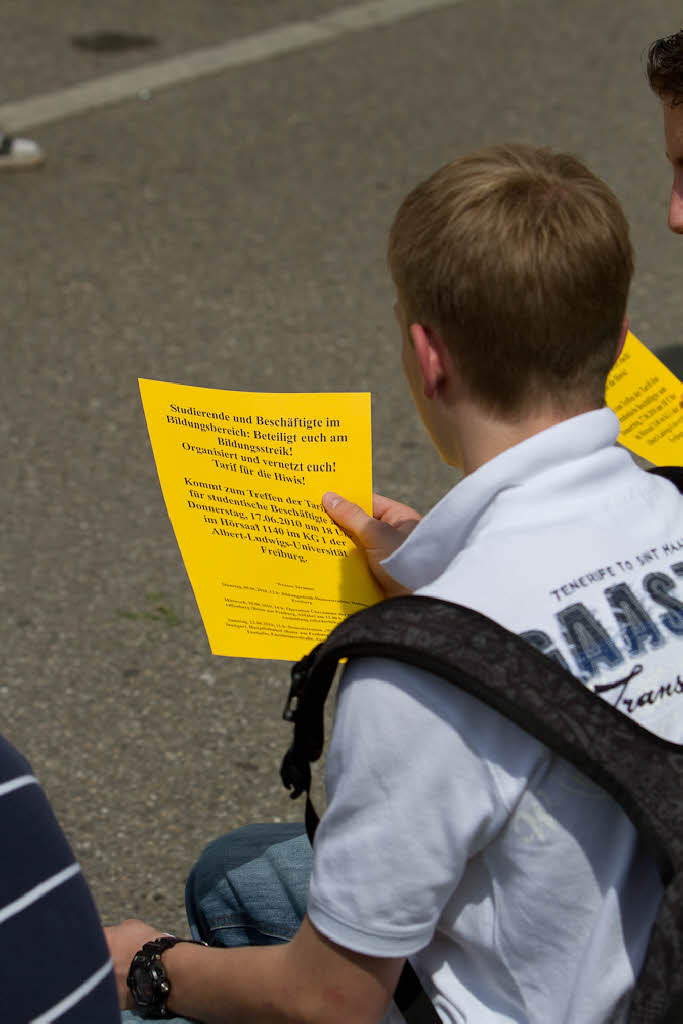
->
[307, 409, 683, 1023]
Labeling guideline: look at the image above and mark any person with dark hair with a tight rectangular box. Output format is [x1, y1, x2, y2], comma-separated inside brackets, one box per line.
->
[107, 145, 683, 1024]
[647, 29, 683, 232]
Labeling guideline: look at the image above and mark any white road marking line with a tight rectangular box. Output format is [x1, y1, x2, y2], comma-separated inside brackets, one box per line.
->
[0, 0, 465, 131]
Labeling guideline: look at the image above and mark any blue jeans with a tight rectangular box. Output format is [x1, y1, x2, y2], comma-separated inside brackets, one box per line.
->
[121, 822, 311, 1024]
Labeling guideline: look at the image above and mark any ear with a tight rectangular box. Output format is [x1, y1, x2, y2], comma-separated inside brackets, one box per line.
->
[613, 315, 629, 364]
[409, 323, 450, 399]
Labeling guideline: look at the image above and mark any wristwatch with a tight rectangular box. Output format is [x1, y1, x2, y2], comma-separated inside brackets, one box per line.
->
[127, 935, 208, 1018]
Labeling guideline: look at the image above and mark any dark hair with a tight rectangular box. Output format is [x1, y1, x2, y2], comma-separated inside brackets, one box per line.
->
[647, 30, 683, 104]
[388, 145, 633, 417]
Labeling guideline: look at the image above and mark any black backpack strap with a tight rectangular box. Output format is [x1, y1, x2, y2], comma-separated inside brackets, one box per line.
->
[392, 961, 442, 1024]
[648, 465, 683, 487]
[282, 595, 683, 1023]
[283, 596, 682, 877]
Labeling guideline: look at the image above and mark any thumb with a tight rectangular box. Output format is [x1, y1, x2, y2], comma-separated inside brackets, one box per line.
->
[322, 492, 373, 543]
[322, 492, 410, 598]
[322, 492, 406, 558]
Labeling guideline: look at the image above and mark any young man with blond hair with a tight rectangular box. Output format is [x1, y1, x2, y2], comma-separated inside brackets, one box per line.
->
[109, 144, 683, 1024]
[647, 28, 683, 233]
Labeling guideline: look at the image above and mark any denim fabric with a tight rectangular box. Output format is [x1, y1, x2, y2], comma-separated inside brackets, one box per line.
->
[187, 821, 311, 946]
[121, 822, 311, 1024]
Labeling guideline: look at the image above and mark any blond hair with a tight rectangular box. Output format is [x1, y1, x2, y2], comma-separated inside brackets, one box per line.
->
[388, 144, 633, 416]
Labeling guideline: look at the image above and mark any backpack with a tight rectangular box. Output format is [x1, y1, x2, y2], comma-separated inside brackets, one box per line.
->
[281, 465, 683, 1024]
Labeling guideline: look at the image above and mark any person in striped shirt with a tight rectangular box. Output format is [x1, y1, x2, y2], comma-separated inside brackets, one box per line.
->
[0, 731, 119, 1023]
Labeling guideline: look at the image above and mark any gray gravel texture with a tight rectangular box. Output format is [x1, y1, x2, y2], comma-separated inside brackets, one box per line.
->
[1, 0, 681, 937]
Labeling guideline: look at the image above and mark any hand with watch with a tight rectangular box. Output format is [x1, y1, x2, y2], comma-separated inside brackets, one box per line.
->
[105, 919, 208, 1019]
[127, 935, 209, 1019]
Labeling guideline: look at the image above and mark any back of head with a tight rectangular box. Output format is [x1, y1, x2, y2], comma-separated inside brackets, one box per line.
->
[387, 144, 633, 417]
[647, 29, 683, 104]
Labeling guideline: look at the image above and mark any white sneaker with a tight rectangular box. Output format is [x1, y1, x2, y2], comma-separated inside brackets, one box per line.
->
[0, 133, 45, 169]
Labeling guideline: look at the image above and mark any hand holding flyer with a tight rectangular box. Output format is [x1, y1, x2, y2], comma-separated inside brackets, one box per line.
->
[139, 379, 382, 660]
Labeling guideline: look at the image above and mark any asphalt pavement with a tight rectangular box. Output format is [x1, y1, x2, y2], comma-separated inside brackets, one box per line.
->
[1, 0, 681, 937]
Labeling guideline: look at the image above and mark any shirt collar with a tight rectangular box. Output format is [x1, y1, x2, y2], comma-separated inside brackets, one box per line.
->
[382, 408, 621, 591]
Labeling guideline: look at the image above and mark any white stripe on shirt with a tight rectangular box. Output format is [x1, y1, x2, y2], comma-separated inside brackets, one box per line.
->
[0, 862, 81, 925]
[29, 959, 114, 1024]
[0, 774, 38, 798]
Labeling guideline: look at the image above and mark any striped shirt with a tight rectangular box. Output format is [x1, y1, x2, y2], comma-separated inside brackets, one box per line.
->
[0, 733, 119, 1023]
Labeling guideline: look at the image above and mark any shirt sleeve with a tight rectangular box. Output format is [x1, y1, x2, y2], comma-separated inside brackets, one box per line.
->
[307, 656, 547, 957]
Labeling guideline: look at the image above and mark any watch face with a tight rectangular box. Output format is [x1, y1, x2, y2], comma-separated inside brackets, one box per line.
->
[132, 966, 155, 1005]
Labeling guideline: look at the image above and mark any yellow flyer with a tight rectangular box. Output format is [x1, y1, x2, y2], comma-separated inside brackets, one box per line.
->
[139, 380, 382, 661]
[606, 332, 683, 465]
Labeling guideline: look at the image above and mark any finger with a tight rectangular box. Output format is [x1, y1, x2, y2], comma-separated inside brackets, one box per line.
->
[322, 492, 374, 543]
[323, 493, 401, 553]
[323, 492, 408, 564]
[372, 493, 422, 532]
